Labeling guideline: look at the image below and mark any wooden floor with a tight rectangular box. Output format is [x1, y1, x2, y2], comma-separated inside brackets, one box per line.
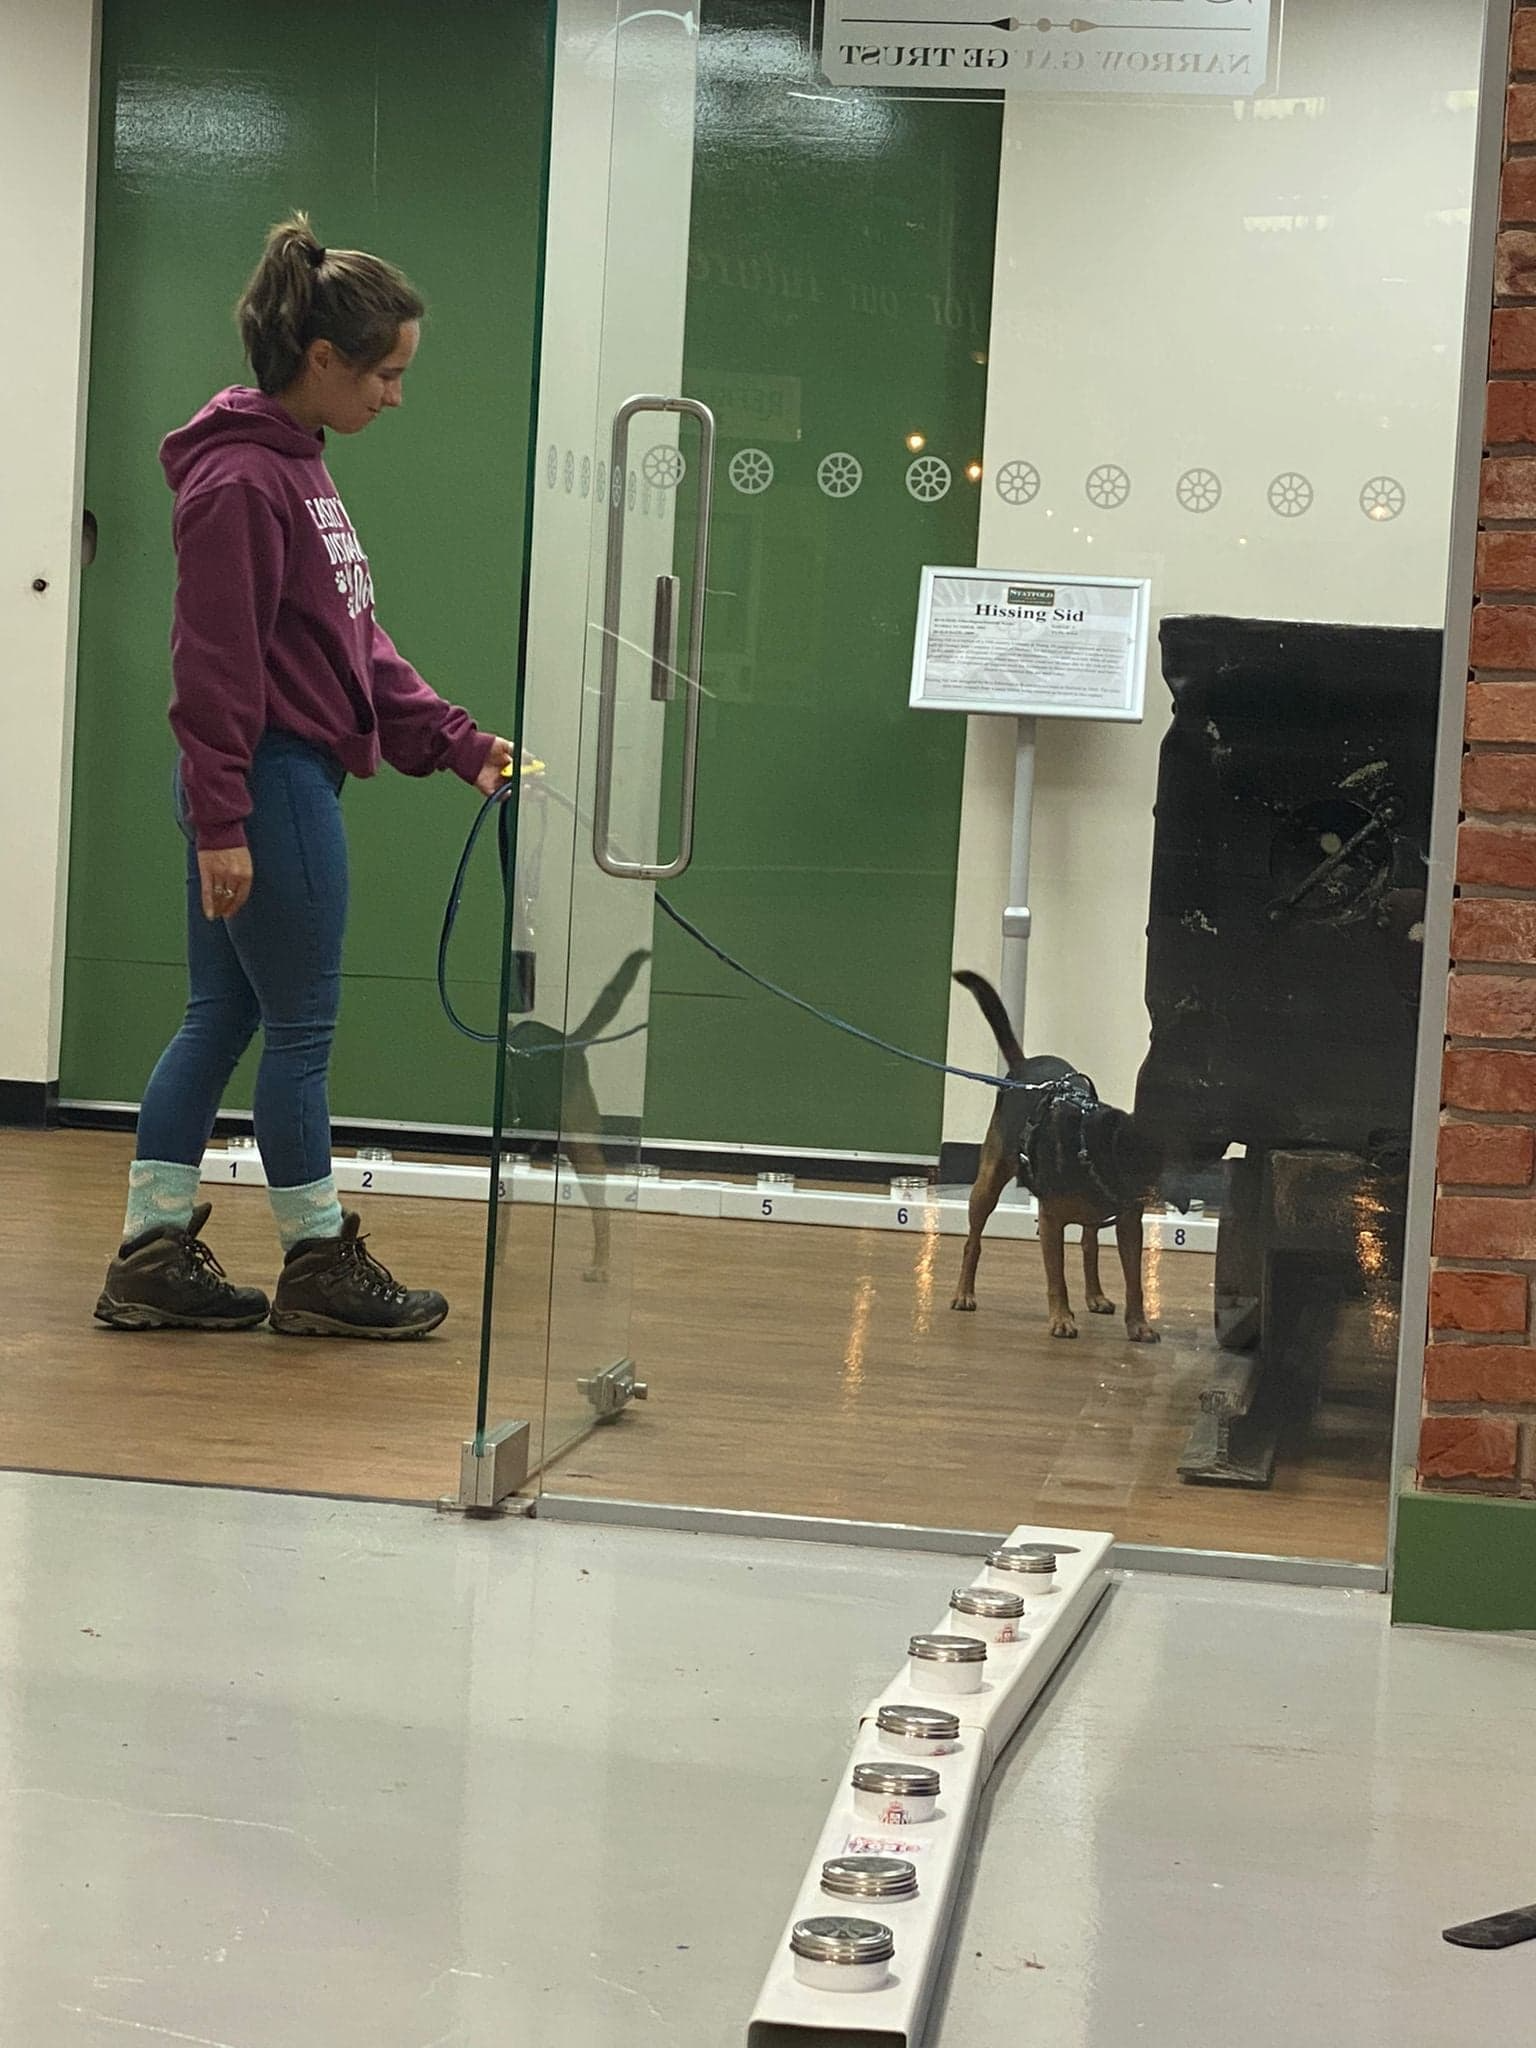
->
[3, 1130, 1391, 1561]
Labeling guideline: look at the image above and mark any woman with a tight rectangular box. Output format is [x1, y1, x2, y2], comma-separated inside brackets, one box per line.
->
[95, 214, 513, 1340]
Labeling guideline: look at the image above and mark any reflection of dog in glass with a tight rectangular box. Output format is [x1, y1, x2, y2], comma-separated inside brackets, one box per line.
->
[949, 972, 1163, 1343]
[501, 950, 650, 1284]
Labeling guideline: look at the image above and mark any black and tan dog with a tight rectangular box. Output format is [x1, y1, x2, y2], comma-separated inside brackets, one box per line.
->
[949, 971, 1163, 1344]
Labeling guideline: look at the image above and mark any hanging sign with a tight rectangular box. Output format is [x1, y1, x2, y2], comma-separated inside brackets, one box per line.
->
[820, 1, 1275, 98]
[909, 567, 1150, 721]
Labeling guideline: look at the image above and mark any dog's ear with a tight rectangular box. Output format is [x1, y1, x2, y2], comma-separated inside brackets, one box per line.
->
[1121, 1117, 1166, 1196]
[1160, 1171, 1194, 1217]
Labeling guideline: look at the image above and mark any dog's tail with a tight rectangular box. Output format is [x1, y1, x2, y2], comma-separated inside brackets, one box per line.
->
[574, 949, 651, 1042]
[953, 970, 1025, 1071]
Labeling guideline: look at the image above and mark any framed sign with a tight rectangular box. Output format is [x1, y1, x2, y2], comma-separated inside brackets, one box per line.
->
[909, 567, 1151, 722]
[821, 0, 1277, 99]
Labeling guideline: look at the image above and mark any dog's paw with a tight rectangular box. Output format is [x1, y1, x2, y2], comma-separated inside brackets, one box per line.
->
[1049, 1315, 1079, 1341]
[951, 1293, 977, 1313]
[1087, 1296, 1116, 1317]
[582, 1267, 610, 1286]
[1125, 1321, 1160, 1345]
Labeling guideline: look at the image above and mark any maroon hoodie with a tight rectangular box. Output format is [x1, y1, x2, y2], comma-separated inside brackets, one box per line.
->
[159, 387, 493, 850]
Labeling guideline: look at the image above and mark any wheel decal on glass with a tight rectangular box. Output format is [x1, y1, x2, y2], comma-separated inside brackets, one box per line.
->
[563, 450, 576, 495]
[627, 470, 637, 512]
[906, 455, 951, 503]
[819, 452, 863, 499]
[596, 460, 607, 507]
[1176, 467, 1221, 514]
[642, 481, 654, 518]
[729, 447, 774, 495]
[545, 443, 559, 490]
[643, 445, 686, 491]
[996, 460, 1041, 507]
[1360, 476, 1405, 522]
[1268, 472, 1314, 518]
[1085, 464, 1130, 510]
[580, 456, 592, 500]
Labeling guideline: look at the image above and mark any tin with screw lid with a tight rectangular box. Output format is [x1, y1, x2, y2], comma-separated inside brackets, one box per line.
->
[984, 1546, 1058, 1593]
[875, 1702, 961, 1757]
[790, 1915, 895, 1993]
[821, 1854, 919, 1903]
[907, 1631, 987, 1696]
[949, 1583, 1028, 1645]
[851, 1760, 940, 1826]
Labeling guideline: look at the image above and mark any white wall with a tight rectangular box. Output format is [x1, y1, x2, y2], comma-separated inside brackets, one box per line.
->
[0, 0, 98, 1101]
[942, 0, 1485, 1142]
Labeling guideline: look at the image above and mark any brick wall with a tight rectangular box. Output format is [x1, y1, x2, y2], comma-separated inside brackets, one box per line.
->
[1423, 1, 1536, 1495]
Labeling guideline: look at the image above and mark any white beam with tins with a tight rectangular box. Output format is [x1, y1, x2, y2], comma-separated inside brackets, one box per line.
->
[746, 1522, 1113, 2047]
[199, 1149, 1218, 1254]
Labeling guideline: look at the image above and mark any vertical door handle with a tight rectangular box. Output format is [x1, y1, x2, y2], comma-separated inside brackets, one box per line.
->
[592, 395, 716, 881]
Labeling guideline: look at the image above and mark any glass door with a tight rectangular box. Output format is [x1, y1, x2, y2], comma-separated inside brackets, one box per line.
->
[470, 0, 703, 1495]
[492, 0, 1485, 1566]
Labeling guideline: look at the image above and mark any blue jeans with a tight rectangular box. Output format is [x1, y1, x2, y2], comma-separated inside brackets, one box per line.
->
[136, 731, 348, 1188]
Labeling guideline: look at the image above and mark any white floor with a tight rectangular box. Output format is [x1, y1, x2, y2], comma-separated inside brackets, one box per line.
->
[0, 1473, 1530, 2047]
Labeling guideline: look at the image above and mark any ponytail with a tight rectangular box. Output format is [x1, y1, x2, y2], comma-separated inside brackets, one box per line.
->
[235, 211, 425, 396]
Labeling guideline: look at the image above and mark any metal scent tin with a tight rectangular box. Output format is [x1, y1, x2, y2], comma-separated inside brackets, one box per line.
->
[875, 1703, 961, 1757]
[851, 1761, 941, 1826]
[949, 1584, 1028, 1645]
[821, 1855, 920, 1903]
[907, 1632, 987, 1696]
[984, 1546, 1058, 1593]
[790, 1915, 896, 1994]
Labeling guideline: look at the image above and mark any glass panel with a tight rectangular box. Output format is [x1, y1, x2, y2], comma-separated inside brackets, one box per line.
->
[45, 0, 553, 1508]
[517, 0, 1484, 1563]
[475, 0, 699, 1481]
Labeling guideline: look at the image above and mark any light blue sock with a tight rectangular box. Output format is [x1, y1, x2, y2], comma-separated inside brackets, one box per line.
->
[269, 1175, 345, 1253]
[123, 1160, 203, 1245]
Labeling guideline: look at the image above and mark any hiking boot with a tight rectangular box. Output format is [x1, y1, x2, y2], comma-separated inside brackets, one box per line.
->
[268, 1213, 448, 1340]
[94, 1202, 270, 1332]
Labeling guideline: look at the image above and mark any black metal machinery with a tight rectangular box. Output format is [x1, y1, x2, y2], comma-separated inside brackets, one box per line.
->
[1134, 616, 1439, 1486]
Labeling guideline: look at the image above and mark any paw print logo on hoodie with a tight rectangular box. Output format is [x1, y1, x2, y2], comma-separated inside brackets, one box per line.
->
[305, 494, 375, 621]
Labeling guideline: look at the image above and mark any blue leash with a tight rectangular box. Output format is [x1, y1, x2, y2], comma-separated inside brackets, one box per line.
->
[438, 784, 1026, 1091]
[650, 892, 1026, 1092]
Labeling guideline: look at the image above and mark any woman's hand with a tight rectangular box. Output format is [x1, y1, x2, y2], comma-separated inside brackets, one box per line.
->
[474, 736, 538, 798]
[198, 846, 254, 921]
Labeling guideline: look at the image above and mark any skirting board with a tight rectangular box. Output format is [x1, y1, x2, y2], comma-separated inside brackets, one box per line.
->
[0, 1079, 58, 1129]
[746, 1523, 1112, 2046]
[199, 1148, 1220, 1255]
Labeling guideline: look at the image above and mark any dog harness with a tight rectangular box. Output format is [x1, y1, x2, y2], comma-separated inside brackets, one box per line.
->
[1016, 1073, 1119, 1211]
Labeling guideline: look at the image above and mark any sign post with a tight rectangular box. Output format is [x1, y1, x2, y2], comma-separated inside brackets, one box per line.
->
[911, 565, 1151, 1047]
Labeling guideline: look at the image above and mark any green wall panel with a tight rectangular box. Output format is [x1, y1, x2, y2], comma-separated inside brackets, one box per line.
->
[62, 0, 545, 1118]
[1393, 1488, 1536, 1632]
[64, 0, 996, 1162]
[64, 956, 503, 1129]
[644, 1, 1000, 1154]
